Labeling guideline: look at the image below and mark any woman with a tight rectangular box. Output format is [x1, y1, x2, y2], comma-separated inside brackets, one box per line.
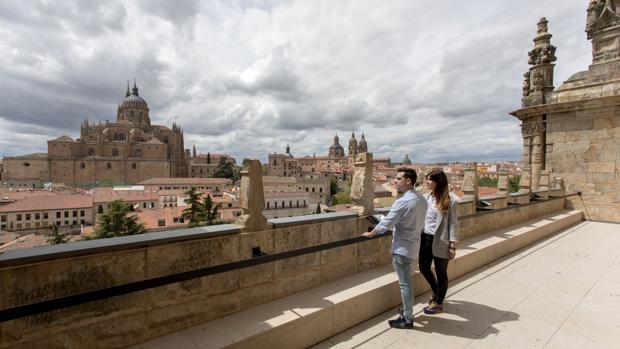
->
[419, 169, 458, 314]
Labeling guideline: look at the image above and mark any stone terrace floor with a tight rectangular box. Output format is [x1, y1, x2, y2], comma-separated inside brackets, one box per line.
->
[312, 221, 620, 349]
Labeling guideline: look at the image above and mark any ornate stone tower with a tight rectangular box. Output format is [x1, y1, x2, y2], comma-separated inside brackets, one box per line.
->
[511, 2, 620, 222]
[518, 17, 557, 192]
[358, 132, 368, 153]
[348, 131, 358, 157]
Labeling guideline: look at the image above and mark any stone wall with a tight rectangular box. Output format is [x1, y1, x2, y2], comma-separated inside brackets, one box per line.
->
[545, 105, 619, 221]
[0, 196, 572, 349]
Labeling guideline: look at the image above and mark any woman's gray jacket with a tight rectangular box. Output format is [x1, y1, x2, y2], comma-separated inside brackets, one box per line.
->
[423, 192, 460, 259]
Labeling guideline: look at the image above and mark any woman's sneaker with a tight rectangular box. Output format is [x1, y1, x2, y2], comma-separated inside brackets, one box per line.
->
[423, 301, 443, 315]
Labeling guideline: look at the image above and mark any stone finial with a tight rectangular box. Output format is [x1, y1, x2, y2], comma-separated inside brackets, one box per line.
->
[497, 169, 510, 197]
[462, 162, 479, 202]
[349, 152, 374, 215]
[520, 165, 532, 195]
[235, 159, 268, 232]
[522, 17, 556, 107]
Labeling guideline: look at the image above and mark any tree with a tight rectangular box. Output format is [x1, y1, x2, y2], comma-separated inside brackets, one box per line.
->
[91, 200, 147, 239]
[45, 223, 70, 245]
[214, 156, 235, 179]
[478, 177, 498, 187]
[332, 191, 353, 205]
[509, 175, 521, 193]
[329, 178, 338, 196]
[181, 187, 204, 227]
[201, 194, 222, 225]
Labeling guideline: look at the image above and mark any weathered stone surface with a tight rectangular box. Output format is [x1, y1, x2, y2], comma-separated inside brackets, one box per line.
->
[236, 159, 268, 232]
[462, 162, 479, 201]
[349, 152, 374, 215]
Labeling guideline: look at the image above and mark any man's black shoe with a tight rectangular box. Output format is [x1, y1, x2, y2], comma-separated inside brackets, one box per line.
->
[388, 315, 413, 329]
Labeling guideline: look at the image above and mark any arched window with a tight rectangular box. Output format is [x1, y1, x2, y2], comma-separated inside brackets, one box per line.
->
[88, 148, 95, 156]
[107, 163, 111, 169]
[134, 149, 143, 157]
[118, 133, 126, 141]
[112, 148, 119, 156]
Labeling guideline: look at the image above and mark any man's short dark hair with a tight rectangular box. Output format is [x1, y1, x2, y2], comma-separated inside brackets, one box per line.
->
[397, 168, 417, 185]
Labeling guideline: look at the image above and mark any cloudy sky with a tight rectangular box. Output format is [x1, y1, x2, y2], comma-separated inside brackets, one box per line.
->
[0, 0, 592, 163]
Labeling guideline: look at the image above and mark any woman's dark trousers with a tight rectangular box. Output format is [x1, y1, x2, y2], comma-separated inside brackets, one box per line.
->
[419, 233, 449, 304]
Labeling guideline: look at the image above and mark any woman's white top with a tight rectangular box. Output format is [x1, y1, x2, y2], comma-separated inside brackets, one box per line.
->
[424, 194, 440, 235]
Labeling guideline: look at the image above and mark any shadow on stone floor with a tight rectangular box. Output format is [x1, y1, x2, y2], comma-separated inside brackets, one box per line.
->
[413, 299, 519, 339]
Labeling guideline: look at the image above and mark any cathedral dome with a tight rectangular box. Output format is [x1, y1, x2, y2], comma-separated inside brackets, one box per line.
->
[120, 81, 149, 109]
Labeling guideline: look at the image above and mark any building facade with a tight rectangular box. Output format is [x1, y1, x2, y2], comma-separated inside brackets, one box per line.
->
[2, 82, 189, 186]
[511, 5, 620, 222]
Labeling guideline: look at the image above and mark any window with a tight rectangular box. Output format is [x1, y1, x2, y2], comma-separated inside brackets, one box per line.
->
[35, 213, 40, 220]
[135, 149, 143, 157]
[44, 212, 48, 219]
[163, 136, 169, 143]
[16, 223, 22, 229]
[132, 163, 137, 169]
[80, 162, 85, 169]
[17, 214, 22, 221]
[158, 219, 166, 227]
[320, 188, 323, 193]
[303, 200, 307, 207]
[267, 202, 270, 209]
[73, 210, 77, 217]
[0, 215, 6, 222]
[80, 210, 85, 217]
[312, 187, 315, 193]
[112, 148, 119, 157]
[80, 219, 85, 225]
[88, 148, 95, 156]
[72, 220, 77, 225]
[56, 212, 61, 218]
[107, 162, 111, 169]
[98, 205, 103, 214]
[64, 211, 69, 218]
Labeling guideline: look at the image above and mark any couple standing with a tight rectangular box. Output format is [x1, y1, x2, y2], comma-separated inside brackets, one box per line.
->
[362, 168, 458, 329]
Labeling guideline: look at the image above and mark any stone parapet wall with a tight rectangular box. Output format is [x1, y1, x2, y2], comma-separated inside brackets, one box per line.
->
[0, 214, 386, 349]
[0, 197, 572, 349]
[457, 195, 567, 240]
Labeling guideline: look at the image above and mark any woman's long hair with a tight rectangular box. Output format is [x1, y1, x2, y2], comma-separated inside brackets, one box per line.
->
[427, 170, 451, 212]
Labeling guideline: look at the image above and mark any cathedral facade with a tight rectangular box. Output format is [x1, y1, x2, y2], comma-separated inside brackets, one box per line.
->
[3, 82, 188, 186]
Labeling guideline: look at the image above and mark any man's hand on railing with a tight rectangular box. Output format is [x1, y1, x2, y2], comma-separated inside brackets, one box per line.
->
[362, 230, 376, 238]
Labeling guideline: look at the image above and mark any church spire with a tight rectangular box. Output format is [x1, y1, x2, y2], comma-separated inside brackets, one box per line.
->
[125, 81, 130, 97]
[132, 79, 139, 96]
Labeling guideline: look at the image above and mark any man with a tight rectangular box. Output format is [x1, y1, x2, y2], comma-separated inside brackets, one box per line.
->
[362, 168, 426, 329]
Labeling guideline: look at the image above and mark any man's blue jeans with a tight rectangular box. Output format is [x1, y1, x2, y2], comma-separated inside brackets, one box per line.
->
[393, 254, 413, 322]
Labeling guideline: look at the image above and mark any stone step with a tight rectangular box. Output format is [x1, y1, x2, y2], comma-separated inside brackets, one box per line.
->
[130, 209, 583, 349]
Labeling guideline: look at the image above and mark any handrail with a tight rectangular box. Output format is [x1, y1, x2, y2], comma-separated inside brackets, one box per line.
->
[0, 230, 390, 323]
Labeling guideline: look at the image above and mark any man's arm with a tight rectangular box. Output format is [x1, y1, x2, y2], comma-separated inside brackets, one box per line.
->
[362, 200, 405, 237]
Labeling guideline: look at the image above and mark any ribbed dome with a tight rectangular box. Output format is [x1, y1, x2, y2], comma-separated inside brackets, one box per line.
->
[120, 81, 149, 109]
[121, 94, 148, 109]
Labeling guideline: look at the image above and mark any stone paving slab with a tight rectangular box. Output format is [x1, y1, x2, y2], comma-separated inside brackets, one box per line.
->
[312, 221, 620, 349]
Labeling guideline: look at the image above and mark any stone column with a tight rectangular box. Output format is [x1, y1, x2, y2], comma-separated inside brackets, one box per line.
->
[520, 165, 532, 196]
[530, 118, 546, 192]
[235, 159, 268, 232]
[497, 169, 510, 197]
[462, 162, 479, 202]
[538, 169, 551, 199]
[350, 152, 374, 215]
